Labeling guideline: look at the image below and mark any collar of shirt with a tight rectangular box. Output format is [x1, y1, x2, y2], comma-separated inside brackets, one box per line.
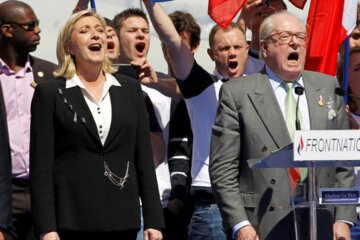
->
[212, 69, 228, 81]
[212, 69, 247, 82]
[265, 65, 311, 131]
[265, 65, 304, 90]
[0, 57, 32, 76]
[66, 72, 121, 94]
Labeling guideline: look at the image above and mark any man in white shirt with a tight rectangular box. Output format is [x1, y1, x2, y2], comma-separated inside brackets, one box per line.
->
[144, 2, 248, 239]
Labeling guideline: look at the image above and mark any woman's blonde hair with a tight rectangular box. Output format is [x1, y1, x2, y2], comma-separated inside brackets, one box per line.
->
[54, 10, 116, 79]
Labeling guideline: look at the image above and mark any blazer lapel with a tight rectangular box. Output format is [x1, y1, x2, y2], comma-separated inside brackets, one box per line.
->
[60, 84, 101, 145]
[302, 72, 328, 130]
[248, 74, 291, 149]
[104, 85, 123, 147]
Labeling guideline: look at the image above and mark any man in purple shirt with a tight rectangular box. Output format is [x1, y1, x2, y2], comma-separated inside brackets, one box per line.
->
[0, 1, 56, 239]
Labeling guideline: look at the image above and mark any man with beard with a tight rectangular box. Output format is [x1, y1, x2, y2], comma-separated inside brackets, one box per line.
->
[144, 1, 249, 239]
[0, 1, 57, 239]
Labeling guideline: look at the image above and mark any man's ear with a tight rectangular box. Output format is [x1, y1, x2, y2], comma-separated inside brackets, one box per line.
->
[260, 41, 267, 58]
[207, 48, 215, 61]
[0, 23, 13, 37]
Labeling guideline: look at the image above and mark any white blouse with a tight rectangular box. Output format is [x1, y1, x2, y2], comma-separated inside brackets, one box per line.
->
[66, 73, 121, 145]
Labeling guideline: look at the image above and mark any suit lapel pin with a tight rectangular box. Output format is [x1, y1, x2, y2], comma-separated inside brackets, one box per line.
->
[37, 71, 44, 78]
[326, 97, 336, 120]
[30, 81, 37, 89]
[318, 95, 323, 106]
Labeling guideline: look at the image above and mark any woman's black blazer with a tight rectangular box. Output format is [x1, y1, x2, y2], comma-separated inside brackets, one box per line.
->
[30, 73, 164, 234]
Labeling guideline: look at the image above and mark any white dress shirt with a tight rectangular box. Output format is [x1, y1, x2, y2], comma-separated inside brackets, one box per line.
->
[65, 73, 121, 145]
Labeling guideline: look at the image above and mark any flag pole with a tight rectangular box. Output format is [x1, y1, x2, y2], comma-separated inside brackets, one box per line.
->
[90, 0, 96, 12]
[343, 36, 350, 105]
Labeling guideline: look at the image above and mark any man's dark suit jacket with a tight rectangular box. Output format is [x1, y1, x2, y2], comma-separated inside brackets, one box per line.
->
[0, 55, 57, 228]
[29, 73, 164, 234]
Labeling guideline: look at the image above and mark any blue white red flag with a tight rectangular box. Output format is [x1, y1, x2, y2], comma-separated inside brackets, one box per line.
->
[289, 0, 307, 9]
[208, 0, 247, 29]
[305, 0, 357, 76]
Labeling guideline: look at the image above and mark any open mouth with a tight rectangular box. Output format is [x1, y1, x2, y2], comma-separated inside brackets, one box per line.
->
[88, 43, 101, 51]
[107, 41, 115, 50]
[288, 52, 299, 61]
[135, 42, 146, 53]
[229, 61, 238, 70]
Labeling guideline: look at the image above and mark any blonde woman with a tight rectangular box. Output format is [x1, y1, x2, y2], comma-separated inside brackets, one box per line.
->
[30, 10, 164, 240]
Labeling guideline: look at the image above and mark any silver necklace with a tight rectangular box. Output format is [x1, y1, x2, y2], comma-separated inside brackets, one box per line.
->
[104, 161, 129, 189]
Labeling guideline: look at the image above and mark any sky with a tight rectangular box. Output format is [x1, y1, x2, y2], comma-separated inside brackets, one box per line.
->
[1, 0, 310, 73]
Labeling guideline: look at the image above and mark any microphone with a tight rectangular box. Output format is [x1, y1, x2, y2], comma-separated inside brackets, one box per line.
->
[335, 87, 360, 100]
[294, 86, 304, 130]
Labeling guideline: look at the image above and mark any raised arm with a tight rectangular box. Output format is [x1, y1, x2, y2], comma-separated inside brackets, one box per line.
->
[144, 1, 194, 80]
[73, 0, 89, 13]
[236, 0, 262, 32]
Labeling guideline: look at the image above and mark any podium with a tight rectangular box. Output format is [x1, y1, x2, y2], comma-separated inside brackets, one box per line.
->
[250, 130, 360, 240]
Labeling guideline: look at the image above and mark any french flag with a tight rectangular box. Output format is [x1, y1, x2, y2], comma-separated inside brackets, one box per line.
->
[208, 0, 247, 29]
[305, 0, 357, 76]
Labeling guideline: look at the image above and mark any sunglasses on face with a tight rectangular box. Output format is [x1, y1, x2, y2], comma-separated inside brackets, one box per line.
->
[3, 19, 39, 31]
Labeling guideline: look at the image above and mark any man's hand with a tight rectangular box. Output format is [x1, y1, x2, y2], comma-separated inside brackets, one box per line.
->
[144, 228, 163, 240]
[236, 225, 260, 240]
[167, 198, 185, 215]
[40, 231, 60, 240]
[73, 0, 90, 13]
[0, 229, 5, 240]
[237, 0, 262, 32]
[333, 221, 351, 240]
[130, 58, 158, 86]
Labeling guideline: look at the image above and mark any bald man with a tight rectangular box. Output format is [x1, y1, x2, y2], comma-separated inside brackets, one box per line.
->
[0, 1, 56, 239]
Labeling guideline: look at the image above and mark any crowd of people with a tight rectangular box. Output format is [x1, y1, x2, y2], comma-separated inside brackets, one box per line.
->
[0, 0, 359, 240]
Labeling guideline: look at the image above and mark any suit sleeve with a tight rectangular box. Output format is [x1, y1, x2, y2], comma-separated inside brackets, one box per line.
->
[209, 83, 248, 230]
[30, 83, 57, 234]
[0, 104, 11, 228]
[134, 82, 165, 229]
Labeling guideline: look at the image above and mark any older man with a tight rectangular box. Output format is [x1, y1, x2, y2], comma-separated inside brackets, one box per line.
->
[209, 11, 356, 240]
